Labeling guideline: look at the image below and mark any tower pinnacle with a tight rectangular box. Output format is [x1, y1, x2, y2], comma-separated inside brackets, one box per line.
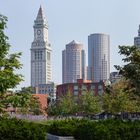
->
[36, 5, 45, 20]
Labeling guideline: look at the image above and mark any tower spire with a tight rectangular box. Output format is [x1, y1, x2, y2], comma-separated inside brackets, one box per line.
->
[36, 5, 45, 20]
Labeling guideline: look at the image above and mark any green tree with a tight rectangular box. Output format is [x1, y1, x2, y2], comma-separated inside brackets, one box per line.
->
[0, 14, 23, 113]
[78, 91, 102, 116]
[103, 80, 140, 115]
[17, 86, 33, 94]
[29, 95, 42, 115]
[115, 45, 140, 94]
[58, 92, 77, 116]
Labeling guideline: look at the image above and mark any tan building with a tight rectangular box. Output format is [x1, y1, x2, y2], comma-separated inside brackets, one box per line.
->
[62, 40, 86, 84]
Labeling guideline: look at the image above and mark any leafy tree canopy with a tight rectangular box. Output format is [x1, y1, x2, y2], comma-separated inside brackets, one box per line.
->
[0, 14, 23, 94]
[115, 45, 140, 94]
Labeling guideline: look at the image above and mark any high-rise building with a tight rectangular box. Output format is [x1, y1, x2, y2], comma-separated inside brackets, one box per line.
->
[31, 6, 52, 87]
[62, 40, 86, 84]
[134, 25, 140, 48]
[88, 33, 110, 82]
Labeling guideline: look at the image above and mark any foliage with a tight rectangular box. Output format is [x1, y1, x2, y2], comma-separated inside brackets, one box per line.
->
[48, 91, 102, 117]
[58, 92, 77, 116]
[0, 14, 23, 113]
[1, 93, 42, 115]
[47, 118, 86, 136]
[0, 117, 47, 140]
[103, 80, 140, 114]
[29, 95, 42, 115]
[115, 45, 140, 94]
[46, 118, 140, 139]
[16, 86, 33, 94]
[74, 119, 140, 140]
[47, 102, 60, 116]
[78, 91, 102, 115]
[0, 14, 23, 94]
[48, 92, 77, 116]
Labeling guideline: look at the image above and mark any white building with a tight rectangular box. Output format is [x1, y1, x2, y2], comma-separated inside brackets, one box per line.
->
[62, 40, 86, 84]
[31, 6, 52, 87]
[34, 82, 56, 101]
[88, 33, 110, 82]
[134, 25, 140, 49]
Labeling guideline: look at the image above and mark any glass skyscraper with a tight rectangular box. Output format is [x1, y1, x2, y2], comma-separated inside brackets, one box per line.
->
[88, 33, 110, 82]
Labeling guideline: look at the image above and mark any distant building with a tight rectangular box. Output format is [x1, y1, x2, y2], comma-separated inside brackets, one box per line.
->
[34, 82, 56, 101]
[110, 72, 122, 84]
[88, 33, 110, 82]
[31, 6, 52, 87]
[33, 94, 48, 111]
[56, 79, 105, 100]
[62, 40, 86, 84]
[134, 25, 140, 49]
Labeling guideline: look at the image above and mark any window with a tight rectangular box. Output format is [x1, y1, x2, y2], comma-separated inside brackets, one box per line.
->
[74, 91, 78, 96]
[74, 85, 78, 90]
[35, 51, 43, 60]
[47, 52, 50, 60]
[82, 85, 87, 90]
[91, 85, 95, 89]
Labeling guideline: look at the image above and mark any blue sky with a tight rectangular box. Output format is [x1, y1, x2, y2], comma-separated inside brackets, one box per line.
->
[0, 0, 140, 89]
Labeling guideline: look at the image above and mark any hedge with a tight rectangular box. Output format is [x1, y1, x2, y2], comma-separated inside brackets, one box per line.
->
[74, 119, 140, 140]
[47, 118, 140, 140]
[0, 117, 47, 140]
[2, 117, 140, 140]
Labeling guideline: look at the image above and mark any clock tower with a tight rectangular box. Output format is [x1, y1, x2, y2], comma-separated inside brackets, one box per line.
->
[31, 6, 52, 87]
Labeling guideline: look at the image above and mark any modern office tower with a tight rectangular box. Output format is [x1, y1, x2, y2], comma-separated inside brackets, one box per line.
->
[62, 40, 86, 84]
[31, 6, 52, 87]
[134, 25, 140, 49]
[88, 33, 110, 82]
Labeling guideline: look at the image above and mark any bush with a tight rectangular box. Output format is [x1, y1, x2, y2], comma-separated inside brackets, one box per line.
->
[0, 117, 47, 140]
[74, 119, 140, 140]
[47, 118, 87, 136]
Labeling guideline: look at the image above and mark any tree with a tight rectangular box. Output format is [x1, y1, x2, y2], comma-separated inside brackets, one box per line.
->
[78, 91, 102, 116]
[103, 80, 140, 115]
[115, 45, 140, 94]
[47, 91, 102, 117]
[17, 86, 33, 94]
[0, 14, 23, 94]
[0, 14, 23, 113]
[58, 92, 77, 116]
[29, 95, 42, 115]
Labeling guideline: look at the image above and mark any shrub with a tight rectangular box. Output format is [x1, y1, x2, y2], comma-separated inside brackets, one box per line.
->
[0, 117, 47, 140]
[74, 119, 140, 140]
[47, 118, 86, 136]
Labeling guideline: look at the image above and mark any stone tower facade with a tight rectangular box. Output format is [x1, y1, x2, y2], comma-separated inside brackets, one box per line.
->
[31, 6, 52, 87]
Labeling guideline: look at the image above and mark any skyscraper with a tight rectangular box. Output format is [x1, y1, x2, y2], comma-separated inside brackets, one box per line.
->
[134, 25, 140, 48]
[62, 40, 86, 84]
[88, 33, 110, 82]
[31, 6, 52, 87]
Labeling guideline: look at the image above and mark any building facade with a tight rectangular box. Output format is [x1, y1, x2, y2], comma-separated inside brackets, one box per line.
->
[88, 33, 110, 82]
[134, 25, 140, 49]
[56, 79, 105, 100]
[62, 40, 86, 84]
[34, 82, 56, 101]
[31, 6, 52, 87]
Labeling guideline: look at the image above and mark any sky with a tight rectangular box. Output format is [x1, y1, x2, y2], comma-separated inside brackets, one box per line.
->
[0, 0, 140, 89]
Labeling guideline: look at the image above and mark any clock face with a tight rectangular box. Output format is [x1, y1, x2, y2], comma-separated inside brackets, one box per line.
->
[37, 29, 41, 35]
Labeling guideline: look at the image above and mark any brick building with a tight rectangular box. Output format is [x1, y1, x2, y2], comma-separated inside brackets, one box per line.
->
[56, 79, 105, 100]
